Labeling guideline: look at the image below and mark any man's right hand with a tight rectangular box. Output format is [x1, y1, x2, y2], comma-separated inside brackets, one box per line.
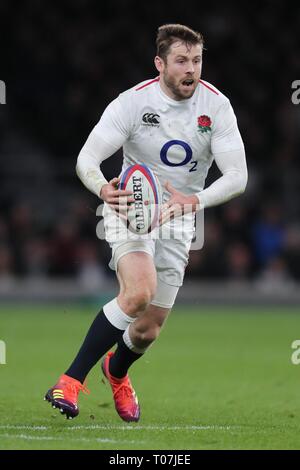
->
[100, 177, 134, 213]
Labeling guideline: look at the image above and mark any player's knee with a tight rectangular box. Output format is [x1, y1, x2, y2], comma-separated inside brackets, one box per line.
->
[123, 287, 155, 315]
[133, 324, 161, 347]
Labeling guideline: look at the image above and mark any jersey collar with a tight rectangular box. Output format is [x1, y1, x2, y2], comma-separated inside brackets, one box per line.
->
[157, 80, 198, 106]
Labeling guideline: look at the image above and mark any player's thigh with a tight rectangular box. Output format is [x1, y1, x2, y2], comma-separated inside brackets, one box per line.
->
[154, 238, 191, 289]
[143, 239, 191, 312]
[117, 250, 157, 297]
[105, 208, 157, 297]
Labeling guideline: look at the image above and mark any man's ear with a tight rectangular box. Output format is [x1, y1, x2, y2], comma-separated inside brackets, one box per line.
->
[154, 56, 164, 73]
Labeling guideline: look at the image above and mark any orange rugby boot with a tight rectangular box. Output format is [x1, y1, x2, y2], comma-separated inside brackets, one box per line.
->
[102, 351, 140, 422]
[44, 374, 89, 419]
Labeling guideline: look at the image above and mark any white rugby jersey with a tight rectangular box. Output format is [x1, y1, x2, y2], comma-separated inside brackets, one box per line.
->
[77, 77, 247, 210]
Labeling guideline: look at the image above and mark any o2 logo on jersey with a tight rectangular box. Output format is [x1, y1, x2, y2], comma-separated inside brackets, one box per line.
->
[160, 140, 198, 172]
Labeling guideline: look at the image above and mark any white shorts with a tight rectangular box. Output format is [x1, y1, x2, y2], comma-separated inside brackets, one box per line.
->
[104, 204, 193, 308]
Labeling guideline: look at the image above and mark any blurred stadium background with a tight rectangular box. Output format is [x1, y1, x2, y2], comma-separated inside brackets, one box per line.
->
[1, 0, 300, 451]
[1, 1, 300, 305]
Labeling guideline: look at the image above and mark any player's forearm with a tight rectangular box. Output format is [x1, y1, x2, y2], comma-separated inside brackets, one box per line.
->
[195, 169, 247, 209]
[76, 132, 119, 197]
[76, 155, 107, 198]
[195, 148, 248, 209]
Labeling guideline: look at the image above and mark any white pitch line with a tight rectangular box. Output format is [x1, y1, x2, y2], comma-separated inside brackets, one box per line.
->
[7, 434, 61, 442]
[0, 424, 238, 431]
[0, 425, 48, 431]
[65, 424, 238, 431]
[0, 434, 142, 444]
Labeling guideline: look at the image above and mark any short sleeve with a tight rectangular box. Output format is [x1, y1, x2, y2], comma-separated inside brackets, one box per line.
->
[211, 100, 244, 155]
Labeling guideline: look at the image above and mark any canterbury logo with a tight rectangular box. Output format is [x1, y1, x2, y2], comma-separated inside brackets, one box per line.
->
[142, 113, 160, 126]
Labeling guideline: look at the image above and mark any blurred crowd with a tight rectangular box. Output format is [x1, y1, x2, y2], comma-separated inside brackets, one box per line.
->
[1, 197, 300, 289]
[1, 0, 300, 287]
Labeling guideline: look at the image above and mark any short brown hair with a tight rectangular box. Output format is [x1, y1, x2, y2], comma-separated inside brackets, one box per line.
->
[156, 24, 204, 62]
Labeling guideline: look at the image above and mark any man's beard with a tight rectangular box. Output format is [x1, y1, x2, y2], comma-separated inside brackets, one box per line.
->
[163, 71, 197, 100]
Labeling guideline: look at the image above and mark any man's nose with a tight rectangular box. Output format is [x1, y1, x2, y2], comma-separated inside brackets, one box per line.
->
[186, 62, 195, 74]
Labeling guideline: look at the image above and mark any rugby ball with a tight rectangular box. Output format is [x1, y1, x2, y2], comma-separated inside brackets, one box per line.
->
[119, 164, 161, 234]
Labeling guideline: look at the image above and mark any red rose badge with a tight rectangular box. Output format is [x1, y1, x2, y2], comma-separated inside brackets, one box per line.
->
[197, 115, 212, 133]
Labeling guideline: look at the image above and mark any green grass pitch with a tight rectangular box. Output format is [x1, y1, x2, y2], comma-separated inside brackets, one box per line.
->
[0, 303, 300, 450]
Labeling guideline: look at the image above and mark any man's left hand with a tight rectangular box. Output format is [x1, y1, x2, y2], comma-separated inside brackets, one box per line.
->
[159, 181, 200, 225]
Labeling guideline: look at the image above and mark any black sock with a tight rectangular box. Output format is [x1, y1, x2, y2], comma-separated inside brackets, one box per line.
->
[65, 309, 123, 383]
[109, 337, 143, 378]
